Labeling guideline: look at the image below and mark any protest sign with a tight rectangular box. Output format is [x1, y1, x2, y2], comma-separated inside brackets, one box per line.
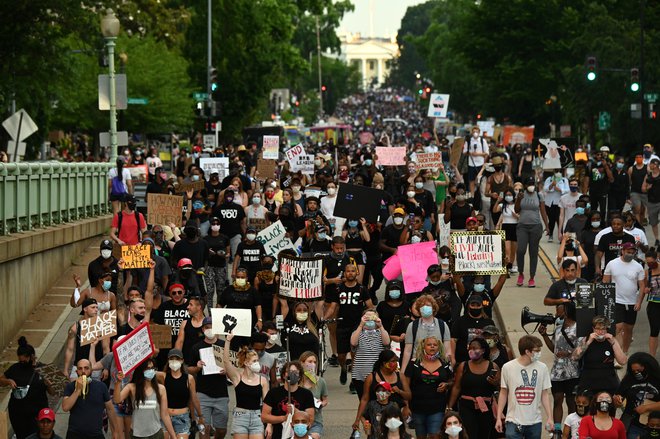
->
[199, 157, 230, 180]
[416, 152, 442, 169]
[397, 241, 439, 294]
[263, 136, 280, 159]
[147, 193, 183, 227]
[80, 310, 117, 346]
[211, 308, 253, 337]
[333, 183, 384, 223]
[34, 363, 69, 396]
[382, 255, 402, 281]
[450, 138, 464, 166]
[450, 231, 506, 275]
[126, 165, 149, 183]
[212, 344, 239, 369]
[256, 220, 297, 256]
[575, 284, 594, 309]
[477, 121, 495, 137]
[273, 351, 288, 380]
[595, 283, 616, 334]
[257, 158, 278, 179]
[291, 154, 314, 174]
[175, 180, 205, 193]
[149, 323, 173, 349]
[375, 147, 406, 166]
[285, 144, 305, 162]
[121, 244, 151, 269]
[112, 322, 154, 374]
[502, 125, 535, 146]
[427, 93, 450, 118]
[247, 217, 268, 232]
[278, 254, 324, 300]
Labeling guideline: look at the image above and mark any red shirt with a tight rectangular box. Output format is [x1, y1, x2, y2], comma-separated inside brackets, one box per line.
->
[578, 415, 626, 439]
[112, 211, 147, 245]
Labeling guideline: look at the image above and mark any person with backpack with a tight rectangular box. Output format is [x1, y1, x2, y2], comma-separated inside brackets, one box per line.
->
[463, 126, 489, 197]
[109, 194, 147, 246]
[108, 157, 133, 215]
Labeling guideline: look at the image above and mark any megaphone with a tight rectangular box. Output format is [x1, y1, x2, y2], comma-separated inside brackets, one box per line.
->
[521, 306, 556, 334]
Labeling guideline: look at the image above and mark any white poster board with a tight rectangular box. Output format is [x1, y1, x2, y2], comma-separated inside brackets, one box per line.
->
[427, 93, 450, 118]
[112, 322, 154, 374]
[211, 308, 253, 336]
[278, 254, 324, 300]
[199, 157, 230, 180]
[290, 154, 314, 174]
[285, 144, 305, 162]
[263, 136, 280, 159]
[255, 220, 297, 256]
[450, 231, 506, 275]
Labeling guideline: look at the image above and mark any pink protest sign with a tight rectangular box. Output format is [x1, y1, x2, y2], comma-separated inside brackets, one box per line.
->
[375, 147, 407, 166]
[398, 241, 438, 294]
[382, 255, 402, 280]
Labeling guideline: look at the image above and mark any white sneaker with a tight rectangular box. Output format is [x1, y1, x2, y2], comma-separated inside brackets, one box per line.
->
[509, 265, 518, 273]
[548, 236, 553, 243]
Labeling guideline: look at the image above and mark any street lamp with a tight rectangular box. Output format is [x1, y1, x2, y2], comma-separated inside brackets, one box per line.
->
[101, 9, 120, 161]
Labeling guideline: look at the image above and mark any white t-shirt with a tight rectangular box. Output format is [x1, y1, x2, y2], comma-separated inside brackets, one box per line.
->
[625, 226, 649, 259]
[463, 137, 488, 167]
[594, 227, 633, 246]
[501, 359, 552, 425]
[603, 257, 645, 305]
[501, 203, 519, 224]
[559, 193, 581, 229]
[108, 167, 132, 193]
[563, 412, 583, 439]
[146, 156, 163, 175]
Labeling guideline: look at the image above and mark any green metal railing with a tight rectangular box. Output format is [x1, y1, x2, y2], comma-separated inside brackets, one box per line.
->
[0, 162, 113, 235]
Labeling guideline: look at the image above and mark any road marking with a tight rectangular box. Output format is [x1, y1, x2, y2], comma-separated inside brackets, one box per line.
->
[538, 246, 559, 280]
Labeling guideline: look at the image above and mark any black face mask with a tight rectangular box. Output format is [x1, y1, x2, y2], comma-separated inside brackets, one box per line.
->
[634, 371, 646, 381]
[134, 314, 145, 322]
[468, 308, 483, 318]
[598, 401, 611, 412]
[126, 202, 137, 210]
[185, 228, 198, 239]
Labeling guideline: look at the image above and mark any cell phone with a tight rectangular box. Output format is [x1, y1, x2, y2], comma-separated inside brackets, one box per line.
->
[488, 369, 497, 378]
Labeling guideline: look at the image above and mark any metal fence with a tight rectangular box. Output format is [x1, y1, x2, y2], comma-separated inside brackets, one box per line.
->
[0, 161, 113, 235]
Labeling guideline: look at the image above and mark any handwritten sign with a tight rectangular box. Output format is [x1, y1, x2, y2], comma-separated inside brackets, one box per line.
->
[126, 165, 149, 183]
[80, 310, 117, 346]
[211, 308, 253, 337]
[382, 255, 402, 281]
[477, 121, 495, 137]
[35, 363, 69, 396]
[121, 245, 151, 269]
[450, 231, 506, 275]
[149, 323, 173, 349]
[427, 93, 450, 118]
[112, 322, 154, 374]
[212, 344, 239, 368]
[398, 241, 439, 294]
[285, 144, 305, 162]
[199, 157, 230, 181]
[375, 147, 406, 166]
[257, 158, 278, 179]
[278, 254, 324, 300]
[175, 180, 205, 194]
[263, 136, 280, 159]
[256, 220, 296, 256]
[290, 154, 314, 174]
[248, 217, 268, 232]
[416, 152, 442, 169]
[147, 193, 183, 227]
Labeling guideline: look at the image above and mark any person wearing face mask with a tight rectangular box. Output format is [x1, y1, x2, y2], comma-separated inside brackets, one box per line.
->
[454, 272, 507, 319]
[603, 242, 646, 355]
[343, 217, 371, 285]
[320, 181, 339, 224]
[644, 158, 660, 247]
[644, 248, 660, 356]
[544, 259, 587, 307]
[450, 294, 495, 363]
[203, 217, 230, 309]
[146, 166, 173, 197]
[302, 223, 332, 254]
[299, 351, 329, 439]
[287, 302, 321, 361]
[381, 207, 408, 259]
[518, 148, 535, 182]
[562, 200, 589, 243]
[411, 175, 436, 232]
[495, 335, 554, 437]
[630, 153, 650, 226]
[71, 269, 117, 315]
[608, 155, 630, 212]
[87, 239, 120, 293]
[594, 215, 636, 276]
[579, 212, 602, 281]
[376, 281, 411, 346]
[212, 190, 247, 260]
[555, 235, 588, 277]
[557, 177, 582, 240]
[290, 409, 315, 439]
[220, 267, 263, 337]
[263, 184, 281, 214]
[562, 391, 591, 439]
[542, 169, 569, 243]
[572, 316, 627, 395]
[622, 212, 650, 260]
[378, 405, 412, 439]
[614, 353, 660, 439]
[493, 187, 520, 273]
[640, 411, 660, 439]
[155, 348, 204, 439]
[232, 228, 265, 283]
[350, 310, 391, 399]
[439, 412, 468, 439]
[253, 256, 278, 320]
[63, 298, 108, 380]
[444, 185, 476, 232]
[358, 381, 400, 439]
[401, 295, 452, 373]
[262, 362, 316, 439]
[246, 190, 268, 229]
[481, 325, 513, 370]
[514, 177, 549, 287]
[187, 316, 231, 439]
[463, 126, 489, 196]
[447, 337, 499, 439]
[110, 194, 147, 246]
[0, 337, 51, 439]
[577, 391, 626, 439]
[400, 214, 434, 245]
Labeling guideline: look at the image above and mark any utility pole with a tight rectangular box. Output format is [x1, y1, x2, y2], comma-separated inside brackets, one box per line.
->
[207, 0, 212, 120]
[316, 16, 323, 120]
[640, 0, 646, 143]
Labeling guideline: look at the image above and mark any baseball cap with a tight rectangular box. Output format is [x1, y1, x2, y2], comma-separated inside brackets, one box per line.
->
[202, 316, 213, 326]
[468, 294, 483, 305]
[167, 348, 184, 359]
[375, 381, 392, 392]
[80, 298, 98, 315]
[37, 408, 55, 422]
[177, 258, 193, 269]
[100, 239, 113, 250]
[482, 325, 500, 336]
[237, 145, 247, 151]
[246, 227, 257, 234]
[393, 207, 406, 216]
[621, 242, 635, 250]
[466, 216, 478, 225]
[600, 146, 610, 153]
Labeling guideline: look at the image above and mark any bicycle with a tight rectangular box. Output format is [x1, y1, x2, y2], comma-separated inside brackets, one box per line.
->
[317, 318, 342, 376]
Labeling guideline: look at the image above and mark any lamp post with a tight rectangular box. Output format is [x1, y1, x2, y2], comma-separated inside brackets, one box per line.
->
[101, 9, 120, 161]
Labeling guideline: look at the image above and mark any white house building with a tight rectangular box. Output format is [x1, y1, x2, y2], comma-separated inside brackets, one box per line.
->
[338, 32, 399, 89]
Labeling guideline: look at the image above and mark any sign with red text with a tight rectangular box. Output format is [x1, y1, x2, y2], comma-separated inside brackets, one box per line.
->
[112, 322, 154, 374]
[415, 152, 442, 169]
[285, 144, 305, 162]
[450, 231, 506, 275]
[263, 136, 280, 159]
[397, 241, 439, 293]
[278, 254, 324, 300]
[375, 147, 406, 166]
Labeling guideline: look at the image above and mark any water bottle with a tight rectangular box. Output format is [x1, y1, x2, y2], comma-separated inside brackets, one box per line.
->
[351, 428, 361, 439]
[553, 423, 562, 439]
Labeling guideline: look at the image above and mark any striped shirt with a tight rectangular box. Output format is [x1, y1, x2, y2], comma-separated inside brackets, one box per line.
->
[351, 329, 387, 381]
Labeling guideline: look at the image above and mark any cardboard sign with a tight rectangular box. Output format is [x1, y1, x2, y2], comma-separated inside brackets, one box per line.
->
[290, 154, 314, 174]
[80, 310, 118, 346]
[34, 363, 69, 396]
[450, 138, 464, 166]
[427, 93, 450, 118]
[375, 146, 406, 166]
[257, 158, 278, 179]
[398, 241, 439, 294]
[212, 344, 239, 368]
[211, 308, 253, 337]
[285, 144, 305, 162]
[199, 157, 230, 181]
[121, 244, 151, 269]
[333, 183, 384, 223]
[149, 323, 173, 349]
[416, 152, 442, 169]
[450, 231, 506, 275]
[263, 136, 280, 159]
[175, 180, 205, 193]
[147, 193, 183, 227]
[256, 220, 297, 257]
[278, 254, 324, 300]
[477, 121, 495, 137]
[112, 322, 154, 374]
[248, 217, 268, 232]
[126, 165, 149, 183]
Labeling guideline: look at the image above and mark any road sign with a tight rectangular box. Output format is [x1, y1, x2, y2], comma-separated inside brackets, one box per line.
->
[3, 109, 38, 142]
[193, 92, 208, 101]
[630, 104, 642, 120]
[127, 98, 149, 105]
[99, 131, 129, 148]
[98, 74, 127, 110]
[203, 134, 216, 148]
[645, 93, 658, 103]
[598, 111, 611, 130]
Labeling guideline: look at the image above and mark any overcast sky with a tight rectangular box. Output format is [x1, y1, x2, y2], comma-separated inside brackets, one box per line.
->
[339, 0, 428, 38]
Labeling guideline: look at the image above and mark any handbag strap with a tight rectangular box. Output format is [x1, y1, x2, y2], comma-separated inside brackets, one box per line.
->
[560, 325, 576, 349]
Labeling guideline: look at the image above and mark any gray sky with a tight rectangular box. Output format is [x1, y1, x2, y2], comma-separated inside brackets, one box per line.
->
[339, 0, 428, 38]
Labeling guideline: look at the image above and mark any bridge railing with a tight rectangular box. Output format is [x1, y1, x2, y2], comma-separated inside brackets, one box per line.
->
[0, 161, 113, 235]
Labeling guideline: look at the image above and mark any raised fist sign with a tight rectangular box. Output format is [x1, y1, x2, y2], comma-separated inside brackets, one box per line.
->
[222, 314, 238, 333]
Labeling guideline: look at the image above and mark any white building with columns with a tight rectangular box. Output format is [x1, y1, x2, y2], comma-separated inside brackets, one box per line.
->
[338, 32, 399, 89]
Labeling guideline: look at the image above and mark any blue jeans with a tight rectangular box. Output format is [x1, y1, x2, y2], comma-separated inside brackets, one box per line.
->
[412, 411, 444, 437]
[505, 421, 542, 439]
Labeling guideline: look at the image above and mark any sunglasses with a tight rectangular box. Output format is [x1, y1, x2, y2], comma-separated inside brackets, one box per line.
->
[170, 290, 184, 295]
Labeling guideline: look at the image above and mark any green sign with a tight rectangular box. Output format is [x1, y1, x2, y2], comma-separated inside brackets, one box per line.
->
[598, 111, 611, 131]
[127, 98, 149, 105]
[193, 92, 208, 101]
[645, 93, 658, 103]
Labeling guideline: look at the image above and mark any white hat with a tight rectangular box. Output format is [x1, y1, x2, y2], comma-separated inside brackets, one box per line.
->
[600, 146, 610, 152]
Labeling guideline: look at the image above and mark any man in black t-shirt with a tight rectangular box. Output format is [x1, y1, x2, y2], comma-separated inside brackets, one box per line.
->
[380, 207, 406, 260]
[450, 295, 495, 363]
[152, 283, 190, 369]
[213, 191, 247, 258]
[233, 227, 265, 282]
[204, 217, 230, 308]
[544, 259, 587, 307]
[596, 217, 635, 277]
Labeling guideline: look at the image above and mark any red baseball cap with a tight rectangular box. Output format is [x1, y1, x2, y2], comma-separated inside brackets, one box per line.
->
[37, 408, 55, 421]
[466, 216, 478, 225]
[177, 258, 193, 269]
[376, 381, 392, 392]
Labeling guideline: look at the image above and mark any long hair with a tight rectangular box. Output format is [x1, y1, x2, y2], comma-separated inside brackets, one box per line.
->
[292, 302, 318, 337]
[372, 349, 398, 373]
[131, 359, 161, 408]
[116, 158, 124, 181]
[378, 404, 406, 439]
[415, 335, 445, 362]
[439, 411, 469, 439]
[622, 352, 660, 387]
[590, 391, 616, 417]
[236, 346, 258, 368]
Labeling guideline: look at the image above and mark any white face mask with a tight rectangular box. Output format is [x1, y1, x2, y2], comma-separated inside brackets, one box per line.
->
[252, 197, 261, 205]
[327, 187, 336, 196]
[472, 132, 479, 138]
[246, 233, 256, 241]
[101, 249, 112, 259]
[407, 191, 416, 198]
[527, 185, 535, 193]
[530, 351, 542, 362]
[269, 334, 279, 344]
[445, 425, 463, 436]
[211, 225, 221, 232]
[385, 418, 403, 431]
[168, 360, 182, 371]
[204, 329, 214, 339]
[393, 217, 404, 225]
[411, 235, 422, 243]
[249, 362, 261, 373]
[415, 182, 424, 189]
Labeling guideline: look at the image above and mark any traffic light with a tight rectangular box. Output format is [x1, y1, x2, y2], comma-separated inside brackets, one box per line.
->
[209, 67, 219, 93]
[586, 56, 597, 81]
[321, 85, 327, 92]
[425, 87, 432, 94]
[630, 68, 640, 92]
[651, 104, 657, 119]
[418, 88, 423, 95]
[208, 67, 221, 118]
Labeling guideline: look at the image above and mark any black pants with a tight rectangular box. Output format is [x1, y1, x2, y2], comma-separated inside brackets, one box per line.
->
[365, 257, 384, 296]
[546, 204, 560, 236]
[591, 193, 608, 219]
[352, 379, 365, 400]
[608, 193, 627, 213]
